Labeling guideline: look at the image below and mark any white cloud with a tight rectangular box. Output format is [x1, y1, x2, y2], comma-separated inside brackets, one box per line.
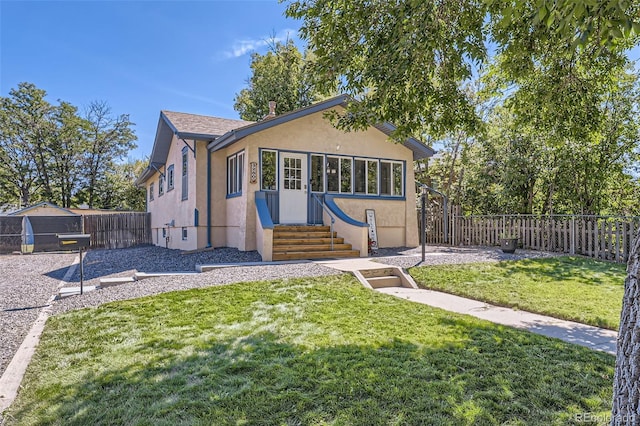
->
[223, 28, 298, 59]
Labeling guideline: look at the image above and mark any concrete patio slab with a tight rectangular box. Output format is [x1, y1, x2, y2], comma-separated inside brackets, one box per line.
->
[314, 258, 391, 272]
[58, 286, 98, 298]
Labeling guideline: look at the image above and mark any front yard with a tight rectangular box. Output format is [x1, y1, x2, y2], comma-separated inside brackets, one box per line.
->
[5, 274, 614, 425]
[409, 256, 626, 330]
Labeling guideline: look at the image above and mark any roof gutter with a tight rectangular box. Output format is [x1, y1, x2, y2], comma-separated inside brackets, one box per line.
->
[135, 162, 165, 187]
[175, 131, 216, 141]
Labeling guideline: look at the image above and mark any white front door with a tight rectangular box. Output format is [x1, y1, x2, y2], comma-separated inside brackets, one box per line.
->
[279, 152, 308, 224]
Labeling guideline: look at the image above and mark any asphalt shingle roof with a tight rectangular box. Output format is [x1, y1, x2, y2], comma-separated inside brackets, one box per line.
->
[161, 111, 253, 137]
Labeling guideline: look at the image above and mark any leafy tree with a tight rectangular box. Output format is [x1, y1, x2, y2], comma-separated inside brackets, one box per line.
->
[285, 0, 638, 140]
[234, 39, 328, 120]
[90, 158, 147, 211]
[49, 102, 88, 208]
[0, 83, 139, 210]
[80, 101, 137, 208]
[0, 82, 54, 206]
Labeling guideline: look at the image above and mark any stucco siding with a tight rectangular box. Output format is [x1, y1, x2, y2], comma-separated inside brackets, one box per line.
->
[147, 135, 207, 251]
[242, 107, 409, 159]
[210, 152, 228, 245]
[210, 140, 250, 249]
[335, 198, 412, 248]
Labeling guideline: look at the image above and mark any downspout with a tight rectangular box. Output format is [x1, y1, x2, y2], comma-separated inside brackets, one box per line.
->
[206, 149, 212, 248]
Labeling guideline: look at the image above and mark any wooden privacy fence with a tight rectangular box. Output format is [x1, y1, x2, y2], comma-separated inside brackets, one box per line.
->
[0, 212, 151, 253]
[420, 205, 640, 263]
[83, 213, 151, 250]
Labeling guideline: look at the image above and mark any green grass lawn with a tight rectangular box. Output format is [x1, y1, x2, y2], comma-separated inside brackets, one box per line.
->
[410, 256, 626, 330]
[6, 275, 614, 425]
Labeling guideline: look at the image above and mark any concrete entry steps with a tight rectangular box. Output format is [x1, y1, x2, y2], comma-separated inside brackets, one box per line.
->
[352, 267, 419, 290]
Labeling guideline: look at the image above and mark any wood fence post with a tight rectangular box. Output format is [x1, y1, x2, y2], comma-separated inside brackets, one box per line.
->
[570, 216, 575, 255]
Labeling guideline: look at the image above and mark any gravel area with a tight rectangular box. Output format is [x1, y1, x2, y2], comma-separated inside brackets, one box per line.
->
[372, 245, 560, 269]
[53, 262, 341, 315]
[0, 252, 76, 378]
[66, 245, 262, 285]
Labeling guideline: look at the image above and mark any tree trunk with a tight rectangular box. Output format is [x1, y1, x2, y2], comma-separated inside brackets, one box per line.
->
[611, 228, 640, 425]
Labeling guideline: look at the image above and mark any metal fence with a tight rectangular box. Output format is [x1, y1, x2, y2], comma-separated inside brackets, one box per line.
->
[0, 216, 22, 253]
[420, 204, 640, 263]
[0, 212, 151, 253]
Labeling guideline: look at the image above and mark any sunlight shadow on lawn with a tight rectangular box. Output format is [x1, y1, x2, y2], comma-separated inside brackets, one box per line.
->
[8, 325, 614, 425]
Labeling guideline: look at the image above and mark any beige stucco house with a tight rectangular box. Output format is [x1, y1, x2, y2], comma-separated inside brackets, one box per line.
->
[136, 96, 434, 260]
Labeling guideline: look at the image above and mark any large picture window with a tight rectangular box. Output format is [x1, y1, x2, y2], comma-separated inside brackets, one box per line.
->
[227, 150, 245, 196]
[261, 150, 277, 190]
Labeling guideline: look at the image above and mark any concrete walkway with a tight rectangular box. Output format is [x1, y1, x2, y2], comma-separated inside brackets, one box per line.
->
[317, 257, 618, 355]
[379, 287, 618, 354]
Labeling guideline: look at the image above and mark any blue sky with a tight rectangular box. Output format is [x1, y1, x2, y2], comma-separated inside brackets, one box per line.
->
[0, 0, 301, 159]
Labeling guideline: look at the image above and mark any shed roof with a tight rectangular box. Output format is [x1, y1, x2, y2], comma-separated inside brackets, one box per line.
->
[8, 202, 78, 216]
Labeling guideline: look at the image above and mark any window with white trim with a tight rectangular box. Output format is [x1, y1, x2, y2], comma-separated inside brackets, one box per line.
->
[380, 160, 403, 196]
[327, 157, 339, 192]
[227, 150, 245, 196]
[354, 159, 379, 195]
[149, 183, 154, 201]
[327, 156, 352, 193]
[158, 174, 164, 196]
[340, 158, 352, 193]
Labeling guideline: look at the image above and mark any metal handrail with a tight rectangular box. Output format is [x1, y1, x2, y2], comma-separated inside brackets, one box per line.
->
[311, 194, 335, 250]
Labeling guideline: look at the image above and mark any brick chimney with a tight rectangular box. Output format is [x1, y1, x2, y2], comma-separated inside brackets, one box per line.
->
[263, 101, 276, 120]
